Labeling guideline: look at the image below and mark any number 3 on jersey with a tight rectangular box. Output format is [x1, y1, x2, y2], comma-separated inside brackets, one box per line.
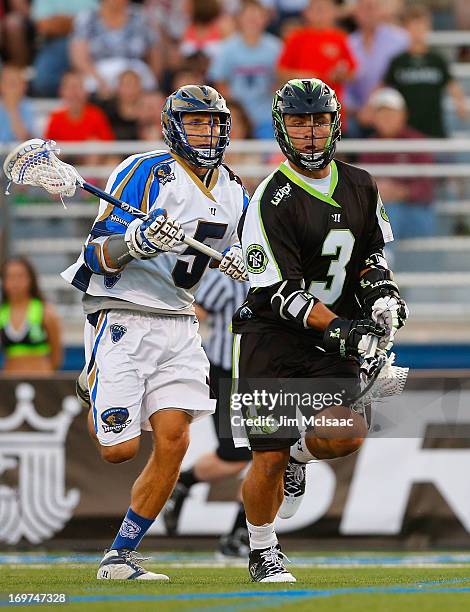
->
[309, 229, 355, 306]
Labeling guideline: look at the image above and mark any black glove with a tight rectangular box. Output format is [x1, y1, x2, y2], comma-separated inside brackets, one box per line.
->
[358, 268, 408, 329]
[323, 318, 386, 359]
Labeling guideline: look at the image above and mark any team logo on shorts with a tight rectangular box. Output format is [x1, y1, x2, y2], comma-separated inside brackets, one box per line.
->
[110, 324, 127, 344]
[101, 408, 131, 434]
[246, 244, 268, 274]
[104, 274, 121, 289]
[154, 163, 175, 185]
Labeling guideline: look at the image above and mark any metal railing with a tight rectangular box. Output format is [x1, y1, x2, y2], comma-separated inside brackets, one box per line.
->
[2, 138, 470, 343]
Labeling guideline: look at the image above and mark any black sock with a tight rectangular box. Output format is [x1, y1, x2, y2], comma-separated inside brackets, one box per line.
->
[179, 468, 199, 489]
[230, 503, 247, 535]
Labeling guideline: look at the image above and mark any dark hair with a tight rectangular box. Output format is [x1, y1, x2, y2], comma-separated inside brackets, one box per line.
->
[0, 256, 44, 304]
[191, 0, 221, 24]
[226, 98, 254, 139]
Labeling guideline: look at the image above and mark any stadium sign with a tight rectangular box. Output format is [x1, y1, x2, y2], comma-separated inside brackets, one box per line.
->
[0, 383, 80, 544]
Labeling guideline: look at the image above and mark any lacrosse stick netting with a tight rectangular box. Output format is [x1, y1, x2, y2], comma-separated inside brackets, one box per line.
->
[354, 352, 409, 412]
[3, 139, 81, 198]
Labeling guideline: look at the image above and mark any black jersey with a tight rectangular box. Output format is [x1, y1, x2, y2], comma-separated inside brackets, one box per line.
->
[232, 159, 393, 344]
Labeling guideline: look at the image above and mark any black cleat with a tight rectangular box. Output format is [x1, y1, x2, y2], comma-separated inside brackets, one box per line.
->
[162, 482, 188, 536]
[248, 544, 296, 582]
[217, 528, 249, 559]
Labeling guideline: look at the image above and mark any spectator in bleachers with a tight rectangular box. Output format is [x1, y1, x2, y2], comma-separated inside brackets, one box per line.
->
[384, 5, 468, 138]
[180, 0, 229, 63]
[136, 90, 165, 141]
[70, 0, 161, 99]
[345, 0, 409, 136]
[1, 0, 34, 67]
[359, 88, 436, 242]
[44, 70, 114, 141]
[30, 0, 97, 97]
[0, 256, 62, 374]
[224, 98, 261, 193]
[97, 69, 142, 140]
[209, 0, 281, 139]
[263, 0, 308, 35]
[0, 64, 35, 142]
[277, 0, 356, 130]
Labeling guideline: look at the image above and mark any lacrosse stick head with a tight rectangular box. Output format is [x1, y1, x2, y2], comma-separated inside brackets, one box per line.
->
[354, 352, 409, 411]
[3, 138, 80, 197]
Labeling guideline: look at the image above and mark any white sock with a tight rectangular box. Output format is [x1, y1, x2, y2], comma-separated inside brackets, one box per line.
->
[246, 520, 278, 550]
[290, 435, 318, 463]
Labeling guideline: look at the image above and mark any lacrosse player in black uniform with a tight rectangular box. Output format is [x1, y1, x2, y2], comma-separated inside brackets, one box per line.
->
[232, 78, 408, 582]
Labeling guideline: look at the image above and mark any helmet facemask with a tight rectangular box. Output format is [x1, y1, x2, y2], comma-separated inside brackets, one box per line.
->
[161, 85, 231, 169]
[272, 79, 342, 171]
[173, 111, 231, 168]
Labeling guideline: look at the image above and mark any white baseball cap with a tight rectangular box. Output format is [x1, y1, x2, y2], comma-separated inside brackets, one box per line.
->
[369, 88, 406, 111]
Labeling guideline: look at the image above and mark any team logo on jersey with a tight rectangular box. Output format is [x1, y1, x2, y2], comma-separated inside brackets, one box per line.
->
[154, 163, 175, 185]
[110, 324, 127, 344]
[101, 408, 131, 434]
[271, 183, 292, 206]
[104, 274, 121, 289]
[246, 244, 268, 274]
[239, 306, 254, 320]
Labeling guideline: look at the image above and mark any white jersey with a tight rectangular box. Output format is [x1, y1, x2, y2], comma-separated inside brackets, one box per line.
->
[62, 150, 248, 314]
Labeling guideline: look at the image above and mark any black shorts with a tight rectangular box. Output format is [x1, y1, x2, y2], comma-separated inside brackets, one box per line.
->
[210, 363, 252, 463]
[233, 329, 360, 452]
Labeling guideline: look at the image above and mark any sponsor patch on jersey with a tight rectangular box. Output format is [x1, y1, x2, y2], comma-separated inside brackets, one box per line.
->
[104, 273, 121, 289]
[110, 323, 127, 343]
[109, 214, 130, 227]
[154, 162, 175, 185]
[101, 407, 131, 434]
[246, 244, 268, 274]
[271, 183, 292, 206]
[380, 204, 390, 222]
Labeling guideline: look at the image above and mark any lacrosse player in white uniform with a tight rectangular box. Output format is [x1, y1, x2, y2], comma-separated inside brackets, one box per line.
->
[62, 85, 249, 581]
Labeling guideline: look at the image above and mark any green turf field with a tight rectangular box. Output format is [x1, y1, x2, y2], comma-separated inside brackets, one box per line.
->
[2, 553, 470, 611]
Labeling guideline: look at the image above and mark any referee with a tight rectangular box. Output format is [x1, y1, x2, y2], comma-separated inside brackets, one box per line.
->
[163, 269, 251, 557]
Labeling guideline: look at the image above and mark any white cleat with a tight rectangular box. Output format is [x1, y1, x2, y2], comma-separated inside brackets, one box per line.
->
[96, 549, 170, 581]
[278, 458, 306, 519]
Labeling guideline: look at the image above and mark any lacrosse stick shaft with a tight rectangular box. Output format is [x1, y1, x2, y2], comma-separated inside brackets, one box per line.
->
[364, 334, 379, 360]
[81, 181, 223, 262]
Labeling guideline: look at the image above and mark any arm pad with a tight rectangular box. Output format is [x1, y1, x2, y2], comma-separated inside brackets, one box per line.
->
[84, 234, 133, 276]
[269, 280, 319, 328]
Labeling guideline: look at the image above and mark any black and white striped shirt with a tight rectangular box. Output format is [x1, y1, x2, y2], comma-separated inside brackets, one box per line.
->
[196, 269, 248, 371]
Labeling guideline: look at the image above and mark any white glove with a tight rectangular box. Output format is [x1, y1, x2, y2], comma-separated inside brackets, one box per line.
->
[125, 207, 184, 259]
[219, 245, 248, 282]
[371, 296, 404, 351]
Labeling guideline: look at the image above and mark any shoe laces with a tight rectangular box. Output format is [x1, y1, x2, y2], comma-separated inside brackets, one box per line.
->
[119, 549, 150, 568]
[284, 461, 305, 496]
[260, 546, 290, 574]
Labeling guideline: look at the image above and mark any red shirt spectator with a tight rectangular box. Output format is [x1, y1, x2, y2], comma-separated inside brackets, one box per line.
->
[44, 70, 115, 142]
[277, 0, 356, 127]
[45, 104, 114, 142]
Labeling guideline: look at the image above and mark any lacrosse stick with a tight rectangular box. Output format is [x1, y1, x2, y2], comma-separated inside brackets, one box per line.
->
[3, 139, 224, 261]
[351, 334, 409, 412]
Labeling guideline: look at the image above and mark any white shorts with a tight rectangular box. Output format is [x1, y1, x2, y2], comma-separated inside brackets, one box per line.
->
[85, 310, 216, 446]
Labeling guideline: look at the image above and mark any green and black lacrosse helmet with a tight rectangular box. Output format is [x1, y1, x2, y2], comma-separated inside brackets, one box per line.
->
[161, 84, 231, 169]
[272, 78, 342, 171]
